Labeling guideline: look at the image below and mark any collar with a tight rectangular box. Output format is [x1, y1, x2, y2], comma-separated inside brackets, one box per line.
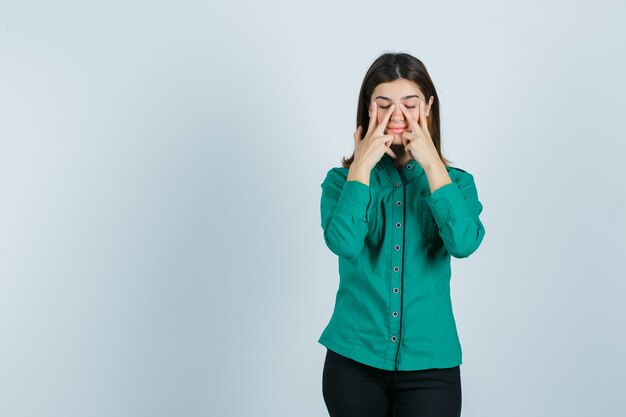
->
[378, 152, 426, 185]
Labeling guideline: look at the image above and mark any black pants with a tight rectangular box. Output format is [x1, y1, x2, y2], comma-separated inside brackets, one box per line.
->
[322, 348, 462, 417]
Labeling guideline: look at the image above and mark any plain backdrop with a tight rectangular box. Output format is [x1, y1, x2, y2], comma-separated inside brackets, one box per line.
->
[1, 1, 625, 416]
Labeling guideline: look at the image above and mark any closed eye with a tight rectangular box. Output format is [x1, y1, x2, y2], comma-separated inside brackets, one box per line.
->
[380, 105, 416, 109]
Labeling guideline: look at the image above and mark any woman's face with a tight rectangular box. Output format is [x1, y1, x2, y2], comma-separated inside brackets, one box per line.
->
[370, 79, 433, 145]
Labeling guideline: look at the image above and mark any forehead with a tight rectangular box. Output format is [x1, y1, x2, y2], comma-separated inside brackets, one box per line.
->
[372, 79, 423, 100]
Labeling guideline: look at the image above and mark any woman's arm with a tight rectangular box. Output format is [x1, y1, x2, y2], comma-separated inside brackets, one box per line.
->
[320, 166, 371, 260]
[423, 164, 486, 258]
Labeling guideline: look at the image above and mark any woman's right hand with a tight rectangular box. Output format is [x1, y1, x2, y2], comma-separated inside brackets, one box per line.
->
[352, 102, 397, 171]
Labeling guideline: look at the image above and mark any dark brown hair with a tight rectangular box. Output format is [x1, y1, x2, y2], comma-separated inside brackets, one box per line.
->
[341, 52, 452, 168]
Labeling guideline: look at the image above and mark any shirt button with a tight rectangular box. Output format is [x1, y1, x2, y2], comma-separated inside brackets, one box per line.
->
[393, 266, 399, 272]
[396, 200, 402, 206]
[391, 336, 397, 342]
[393, 287, 399, 293]
[394, 245, 400, 251]
[395, 182, 402, 188]
[392, 311, 398, 317]
[395, 222, 401, 228]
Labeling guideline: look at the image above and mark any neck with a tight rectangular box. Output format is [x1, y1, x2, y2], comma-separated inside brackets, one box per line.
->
[390, 144, 413, 167]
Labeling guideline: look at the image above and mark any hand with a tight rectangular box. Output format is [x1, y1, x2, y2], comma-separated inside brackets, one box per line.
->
[399, 100, 440, 168]
[352, 102, 398, 171]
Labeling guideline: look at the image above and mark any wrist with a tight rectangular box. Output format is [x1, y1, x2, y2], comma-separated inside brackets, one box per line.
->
[350, 161, 371, 173]
[423, 157, 452, 194]
[422, 155, 445, 174]
[347, 161, 371, 185]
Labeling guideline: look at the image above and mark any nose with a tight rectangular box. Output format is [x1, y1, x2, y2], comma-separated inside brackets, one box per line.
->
[390, 104, 404, 121]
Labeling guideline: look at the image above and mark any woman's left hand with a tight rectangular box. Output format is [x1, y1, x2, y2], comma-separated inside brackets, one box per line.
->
[399, 101, 441, 168]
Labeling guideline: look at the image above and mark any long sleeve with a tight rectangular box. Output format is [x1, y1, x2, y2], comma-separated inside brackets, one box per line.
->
[318, 155, 484, 371]
[424, 171, 485, 258]
[320, 168, 371, 260]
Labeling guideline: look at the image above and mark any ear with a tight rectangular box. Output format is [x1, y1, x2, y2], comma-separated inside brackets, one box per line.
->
[426, 96, 434, 117]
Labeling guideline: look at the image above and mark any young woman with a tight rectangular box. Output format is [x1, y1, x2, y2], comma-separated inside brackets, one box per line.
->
[318, 52, 486, 417]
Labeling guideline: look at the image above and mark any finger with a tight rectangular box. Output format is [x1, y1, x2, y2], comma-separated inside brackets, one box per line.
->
[386, 146, 398, 159]
[367, 102, 378, 137]
[418, 100, 428, 131]
[353, 125, 363, 146]
[399, 103, 418, 133]
[401, 132, 409, 147]
[382, 134, 396, 156]
[376, 103, 395, 134]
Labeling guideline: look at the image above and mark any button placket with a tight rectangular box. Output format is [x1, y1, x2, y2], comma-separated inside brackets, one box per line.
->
[388, 175, 404, 357]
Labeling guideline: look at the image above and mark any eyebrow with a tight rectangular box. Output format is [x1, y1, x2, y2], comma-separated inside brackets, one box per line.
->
[375, 95, 420, 101]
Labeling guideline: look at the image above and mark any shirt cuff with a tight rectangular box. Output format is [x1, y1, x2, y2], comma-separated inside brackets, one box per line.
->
[333, 180, 371, 221]
[424, 182, 471, 225]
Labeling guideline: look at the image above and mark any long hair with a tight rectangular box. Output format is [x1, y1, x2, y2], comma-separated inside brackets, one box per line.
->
[341, 52, 452, 168]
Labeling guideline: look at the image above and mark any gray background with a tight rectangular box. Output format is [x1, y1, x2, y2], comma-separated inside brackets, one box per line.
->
[1, 1, 625, 416]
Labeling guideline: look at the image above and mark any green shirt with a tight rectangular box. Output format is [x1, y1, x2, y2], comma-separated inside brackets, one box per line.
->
[317, 152, 486, 371]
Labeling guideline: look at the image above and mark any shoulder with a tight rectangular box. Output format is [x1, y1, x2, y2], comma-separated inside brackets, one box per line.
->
[446, 164, 474, 177]
[321, 166, 349, 188]
[446, 165, 477, 186]
[323, 166, 349, 182]
[448, 165, 464, 173]
[446, 165, 469, 174]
